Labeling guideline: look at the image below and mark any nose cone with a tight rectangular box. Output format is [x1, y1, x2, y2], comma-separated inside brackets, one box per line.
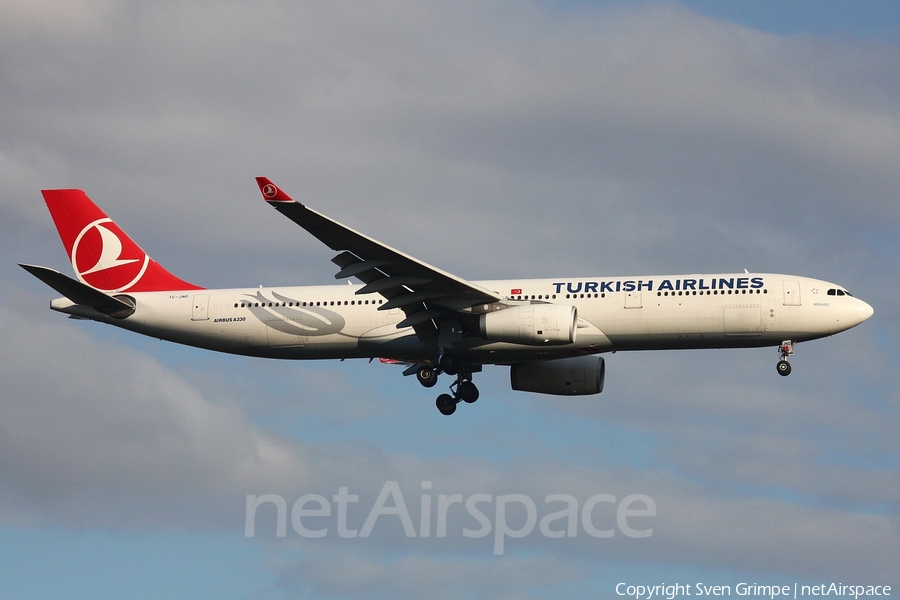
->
[857, 300, 874, 324]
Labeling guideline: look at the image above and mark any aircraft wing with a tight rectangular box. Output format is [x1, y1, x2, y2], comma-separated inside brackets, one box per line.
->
[255, 177, 502, 336]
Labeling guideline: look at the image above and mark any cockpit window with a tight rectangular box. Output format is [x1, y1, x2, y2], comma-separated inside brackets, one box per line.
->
[827, 288, 851, 297]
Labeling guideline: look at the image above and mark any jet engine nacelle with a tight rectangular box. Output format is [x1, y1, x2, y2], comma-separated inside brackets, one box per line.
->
[510, 356, 605, 395]
[479, 304, 577, 345]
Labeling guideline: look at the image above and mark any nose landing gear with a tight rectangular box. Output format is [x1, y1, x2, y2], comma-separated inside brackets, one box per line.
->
[777, 341, 794, 376]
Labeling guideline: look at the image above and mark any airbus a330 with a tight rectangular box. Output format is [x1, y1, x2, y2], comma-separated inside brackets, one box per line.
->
[21, 178, 873, 415]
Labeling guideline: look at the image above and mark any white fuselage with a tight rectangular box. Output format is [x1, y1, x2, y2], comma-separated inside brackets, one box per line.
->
[51, 272, 873, 365]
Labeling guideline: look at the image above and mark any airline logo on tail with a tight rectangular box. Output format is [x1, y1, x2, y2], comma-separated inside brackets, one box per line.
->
[72, 218, 150, 292]
[41, 188, 204, 293]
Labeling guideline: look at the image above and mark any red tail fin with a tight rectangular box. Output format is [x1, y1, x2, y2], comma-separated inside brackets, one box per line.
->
[41, 189, 203, 293]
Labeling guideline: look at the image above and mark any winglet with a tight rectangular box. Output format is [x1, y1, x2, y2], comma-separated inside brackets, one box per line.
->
[255, 177, 294, 203]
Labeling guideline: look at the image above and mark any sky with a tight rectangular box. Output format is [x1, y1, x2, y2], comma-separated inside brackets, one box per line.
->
[1, 1, 898, 598]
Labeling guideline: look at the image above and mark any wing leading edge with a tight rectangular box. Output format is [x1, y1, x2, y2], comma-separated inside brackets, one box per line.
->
[255, 177, 502, 337]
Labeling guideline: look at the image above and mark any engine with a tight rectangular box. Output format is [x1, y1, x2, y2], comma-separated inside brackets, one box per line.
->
[479, 304, 577, 345]
[510, 356, 605, 396]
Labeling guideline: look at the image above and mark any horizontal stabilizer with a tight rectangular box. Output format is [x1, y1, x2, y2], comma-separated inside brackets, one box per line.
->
[20, 264, 136, 318]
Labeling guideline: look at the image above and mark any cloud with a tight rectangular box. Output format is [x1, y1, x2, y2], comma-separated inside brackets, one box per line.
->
[2, 295, 896, 584]
[3, 2, 899, 280]
[0, 0, 120, 39]
[545, 342, 900, 510]
[0, 302, 314, 529]
[272, 547, 585, 600]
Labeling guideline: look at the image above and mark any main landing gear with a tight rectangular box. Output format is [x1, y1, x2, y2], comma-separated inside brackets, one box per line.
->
[416, 356, 480, 416]
[777, 340, 795, 376]
[435, 375, 480, 416]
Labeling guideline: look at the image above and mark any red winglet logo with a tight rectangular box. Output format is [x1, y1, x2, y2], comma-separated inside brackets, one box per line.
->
[255, 177, 293, 202]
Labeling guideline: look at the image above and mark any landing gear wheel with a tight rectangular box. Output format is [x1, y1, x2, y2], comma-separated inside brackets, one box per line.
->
[458, 381, 479, 403]
[439, 353, 460, 376]
[436, 393, 457, 416]
[777, 341, 795, 377]
[416, 366, 438, 388]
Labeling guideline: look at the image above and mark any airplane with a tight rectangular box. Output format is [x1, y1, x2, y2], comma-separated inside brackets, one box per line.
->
[21, 178, 874, 415]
